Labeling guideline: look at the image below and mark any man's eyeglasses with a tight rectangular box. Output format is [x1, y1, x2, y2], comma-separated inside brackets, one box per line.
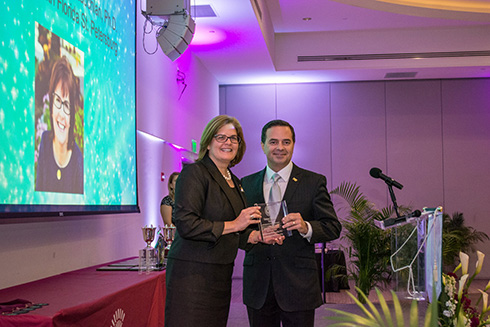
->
[214, 134, 241, 144]
[52, 92, 71, 115]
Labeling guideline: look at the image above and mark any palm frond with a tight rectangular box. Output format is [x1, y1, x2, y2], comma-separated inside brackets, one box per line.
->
[330, 181, 370, 214]
[442, 211, 489, 268]
[326, 287, 436, 327]
[330, 181, 394, 300]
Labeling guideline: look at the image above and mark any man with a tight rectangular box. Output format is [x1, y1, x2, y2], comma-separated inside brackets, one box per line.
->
[240, 119, 342, 327]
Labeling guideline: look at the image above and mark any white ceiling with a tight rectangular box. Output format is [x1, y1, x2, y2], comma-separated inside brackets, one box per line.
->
[189, 0, 490, 85]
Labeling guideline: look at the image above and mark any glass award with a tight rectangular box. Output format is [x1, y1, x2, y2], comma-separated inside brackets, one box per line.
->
[255, 200, 292, 240]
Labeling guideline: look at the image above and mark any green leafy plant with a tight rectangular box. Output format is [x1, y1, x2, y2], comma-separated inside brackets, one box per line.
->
[442, 212, 489, 270]
[330, 181, 410, 302]
[326, 286, 438, 326]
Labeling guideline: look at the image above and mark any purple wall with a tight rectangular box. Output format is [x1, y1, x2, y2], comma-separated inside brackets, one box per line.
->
[221, 78, 490, 277]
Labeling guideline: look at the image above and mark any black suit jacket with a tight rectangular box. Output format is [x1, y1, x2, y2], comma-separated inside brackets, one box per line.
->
[239, 164, 342, 311]
[168, 154, 247, 265]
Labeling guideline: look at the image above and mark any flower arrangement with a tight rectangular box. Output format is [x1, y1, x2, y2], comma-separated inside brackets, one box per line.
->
[439, 251, 490, 327]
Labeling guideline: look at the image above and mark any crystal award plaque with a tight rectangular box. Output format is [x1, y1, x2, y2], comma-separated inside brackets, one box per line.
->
[255, 200, 292, 240]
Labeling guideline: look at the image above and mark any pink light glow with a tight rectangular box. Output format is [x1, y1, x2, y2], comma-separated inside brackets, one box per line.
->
[191, 26, 227, 45]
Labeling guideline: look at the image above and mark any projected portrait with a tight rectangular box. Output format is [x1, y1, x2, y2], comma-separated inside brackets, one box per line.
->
[34, 23, 84, 194]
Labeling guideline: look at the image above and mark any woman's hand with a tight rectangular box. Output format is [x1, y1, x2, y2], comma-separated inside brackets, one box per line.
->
[234, 206, 261, 231]
[248, 227, 285, 245]
[223, 206, 261, 234]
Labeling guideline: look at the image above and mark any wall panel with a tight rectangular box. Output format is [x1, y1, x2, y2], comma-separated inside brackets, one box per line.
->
[276, 83, 332, 186]
[442, 79, 490, 229]
[385, 80, 444, 212]
[330, 82, 388, 208]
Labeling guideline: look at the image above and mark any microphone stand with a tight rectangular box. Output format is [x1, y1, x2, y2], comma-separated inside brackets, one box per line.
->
[387, 183, 400, 218]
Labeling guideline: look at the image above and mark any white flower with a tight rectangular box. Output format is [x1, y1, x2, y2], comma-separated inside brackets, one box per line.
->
[458, 274, 469, 300]
[476, 251, 485, 275]
[480, 289, 489, 313]
[460, 252, 469, 275]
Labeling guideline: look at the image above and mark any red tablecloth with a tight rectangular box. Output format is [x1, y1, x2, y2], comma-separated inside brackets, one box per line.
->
[0, 261, 166, 327]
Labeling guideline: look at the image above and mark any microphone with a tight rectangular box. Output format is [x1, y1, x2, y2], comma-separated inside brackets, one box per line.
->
[382, 210, 422, 228]
[369, 167, 404, 190]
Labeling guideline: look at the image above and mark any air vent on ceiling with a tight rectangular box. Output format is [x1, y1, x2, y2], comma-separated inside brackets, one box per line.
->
[385, 72, 417, 79]
[298, 50, 490, 62]
[190, 5, 217, 18]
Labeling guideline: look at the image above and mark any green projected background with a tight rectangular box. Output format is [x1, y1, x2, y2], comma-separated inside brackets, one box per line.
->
[0, 0, 137, 210]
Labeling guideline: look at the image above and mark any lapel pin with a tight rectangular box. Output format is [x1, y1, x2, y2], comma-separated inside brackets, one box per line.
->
[292, 177, 298, 182]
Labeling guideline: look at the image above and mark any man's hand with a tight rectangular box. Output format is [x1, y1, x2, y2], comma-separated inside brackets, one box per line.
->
[282, 213, 308, 234]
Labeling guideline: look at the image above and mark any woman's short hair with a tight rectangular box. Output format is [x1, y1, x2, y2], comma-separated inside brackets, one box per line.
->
[198, 115, 246, 167]
[48, 56, 78, 150]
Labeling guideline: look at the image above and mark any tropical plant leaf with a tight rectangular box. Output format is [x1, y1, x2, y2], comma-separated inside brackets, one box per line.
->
[327, 309, 377, 326]
[376, 288, 393, 327]
[356, 288, 386, 326]
[344, 290, 377, 321]
[331, 181, 395, 300]
[391, 290, 404, 327]
[442, 212, 489, 268]
[330, 181, 368, 213]
[409, 299, 419, 327]
[326, 286, 441, 327]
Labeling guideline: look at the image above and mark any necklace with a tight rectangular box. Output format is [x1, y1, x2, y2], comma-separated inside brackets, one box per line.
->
[222, 169, 232, 181]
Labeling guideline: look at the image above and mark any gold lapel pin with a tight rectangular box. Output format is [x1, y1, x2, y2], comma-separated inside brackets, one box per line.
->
[292, 177, 298, 182]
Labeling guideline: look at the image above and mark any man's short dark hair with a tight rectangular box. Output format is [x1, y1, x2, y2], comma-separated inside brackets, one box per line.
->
[261, 120, 296, 144]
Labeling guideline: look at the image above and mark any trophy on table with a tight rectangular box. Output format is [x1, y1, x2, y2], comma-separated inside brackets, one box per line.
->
[139, 225, 157, 274]
[154, 227, 166, 268]
[153, 224, 176, 267]
[163, 224, 176, 257]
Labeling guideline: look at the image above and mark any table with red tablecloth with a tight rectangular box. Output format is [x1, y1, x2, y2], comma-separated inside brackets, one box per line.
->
[0, 258, 166, 327]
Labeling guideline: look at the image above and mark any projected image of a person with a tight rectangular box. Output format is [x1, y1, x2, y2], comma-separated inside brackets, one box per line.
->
[35, 56, 83, 194]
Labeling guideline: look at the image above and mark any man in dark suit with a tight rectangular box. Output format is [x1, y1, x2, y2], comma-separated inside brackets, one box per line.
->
[240, 119, 342, 327]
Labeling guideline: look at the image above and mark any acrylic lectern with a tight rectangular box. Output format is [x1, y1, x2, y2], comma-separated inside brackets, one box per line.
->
[375, 207, 443, 302]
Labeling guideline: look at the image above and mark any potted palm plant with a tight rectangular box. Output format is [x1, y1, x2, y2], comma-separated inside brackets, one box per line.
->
[442, 212, 489, 271]
[330, 181, 411, 302]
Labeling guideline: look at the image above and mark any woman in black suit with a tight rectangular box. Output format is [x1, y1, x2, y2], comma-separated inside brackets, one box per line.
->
[164, 115, 261, 327]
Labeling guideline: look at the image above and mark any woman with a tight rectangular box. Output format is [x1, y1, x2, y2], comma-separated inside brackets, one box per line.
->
[160, 172, 179, 226]
[35, 56, 83, 194]
[164, 115, 261, 327]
